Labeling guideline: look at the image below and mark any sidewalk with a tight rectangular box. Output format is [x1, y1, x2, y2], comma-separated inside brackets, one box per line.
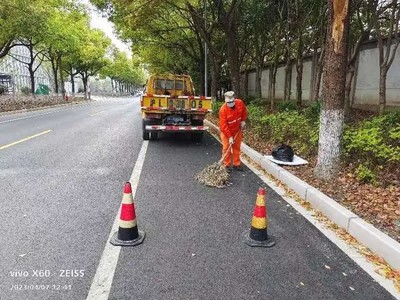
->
[205, 119, 400, 274]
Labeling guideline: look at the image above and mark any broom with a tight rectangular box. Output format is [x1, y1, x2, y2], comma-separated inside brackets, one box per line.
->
[195, 132, 238, 188]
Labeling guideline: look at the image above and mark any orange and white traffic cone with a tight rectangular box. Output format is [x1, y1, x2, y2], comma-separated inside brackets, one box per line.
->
[244, 187, 276, 247]
[110, 182, 145, 247]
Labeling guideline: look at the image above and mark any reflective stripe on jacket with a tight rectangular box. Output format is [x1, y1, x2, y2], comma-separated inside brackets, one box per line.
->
[219, 99, 247, 138]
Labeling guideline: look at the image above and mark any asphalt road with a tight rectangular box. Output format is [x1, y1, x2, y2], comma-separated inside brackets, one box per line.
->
[0, 97, 395, 300]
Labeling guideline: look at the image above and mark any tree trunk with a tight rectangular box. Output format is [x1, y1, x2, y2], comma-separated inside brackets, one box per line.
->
[310, 50, 318, 101]
[344, 65, 354, 118]
[313, 50, 324, 101]
[70, 67, 75, 94]
[58, 55, 65, 99]
[29, 65, 35, 94]
[296, 34, 304, 106]
[314, 0, 349, 181]
[199, 56, 205, 96]
[211, 60, 221, 99]
[255, 65, 262, 99]
[51, 58, 59, 94]
[284, 58, 292, 102]
[268, 65, 277, 109]
[243, 69, 249, 97]
[379, 68, 387, 115]
[296, 58, 303, 106]
[226, 29, 241, 96]
[82, 75, 88, 100]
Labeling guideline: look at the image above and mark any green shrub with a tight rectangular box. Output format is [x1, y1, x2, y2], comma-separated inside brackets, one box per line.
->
[343, 112, 400, 166]
[243, 95, 256, 105]
[0, 85, 6, 95]
[277, 101, 298, 112]
[20, 86, 31, 95]
[252, 111, 319, 156]
[355, 164, 376, 184]
[247, 103, 268, 127]
[212, 100, 223, 117]
[304, 101, 321, 122]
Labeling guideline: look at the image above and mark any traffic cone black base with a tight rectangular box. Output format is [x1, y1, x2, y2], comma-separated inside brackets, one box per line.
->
[244, 231, 276, 248]
[110, 230, 145, 247]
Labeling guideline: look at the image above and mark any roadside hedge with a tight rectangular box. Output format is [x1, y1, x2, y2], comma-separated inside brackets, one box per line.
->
[247, 102, 319, 156]
[343, 111, 400, 182]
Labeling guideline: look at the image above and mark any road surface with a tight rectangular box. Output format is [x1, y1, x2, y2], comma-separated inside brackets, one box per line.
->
[0, 97, 395, 300]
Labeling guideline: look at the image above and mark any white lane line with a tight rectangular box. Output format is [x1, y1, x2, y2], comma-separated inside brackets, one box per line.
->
[0, 130, 52, 150]
[90, 111, 105, 117]
[86, 141, 149, 300]
[241, 157, 400, 300]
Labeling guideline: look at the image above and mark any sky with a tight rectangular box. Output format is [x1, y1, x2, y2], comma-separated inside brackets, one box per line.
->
[79, 0, 132, 57]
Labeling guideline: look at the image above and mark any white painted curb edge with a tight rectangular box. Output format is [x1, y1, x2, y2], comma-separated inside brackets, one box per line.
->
[204, 119, 400, 271]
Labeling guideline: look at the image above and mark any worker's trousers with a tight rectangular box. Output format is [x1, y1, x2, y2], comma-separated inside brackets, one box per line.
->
[221, 130, 242, 167]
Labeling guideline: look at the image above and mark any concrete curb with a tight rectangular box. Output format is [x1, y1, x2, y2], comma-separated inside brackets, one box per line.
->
[204, 119, 400, 271]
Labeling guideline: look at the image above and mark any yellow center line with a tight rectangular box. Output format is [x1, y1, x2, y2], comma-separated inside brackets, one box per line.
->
[0, 130, 52, 150]
[90, 111, 105, 117]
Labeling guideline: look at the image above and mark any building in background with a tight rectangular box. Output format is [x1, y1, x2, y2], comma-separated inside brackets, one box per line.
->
[0, 45, 52, 94]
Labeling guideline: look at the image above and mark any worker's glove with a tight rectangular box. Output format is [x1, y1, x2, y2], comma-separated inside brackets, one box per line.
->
[240, 121, 246, 130]
[228, 137, 234, 145]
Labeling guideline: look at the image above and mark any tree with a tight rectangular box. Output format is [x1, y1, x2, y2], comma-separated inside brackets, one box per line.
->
[6, 0, 69, 93]
[211, 0, 243, 96]
[44, 5, 89, 94]
[73, 29, 111, 99]
[314, 0, 350, 180]
[0, 0, 18, 58]
[372, 0, 400, 115]
[7, 1, 53, 93]
[93, 0, 208, 93]
[101, 48, 146, 94]
[91, 0, 244, 96]
[241, 1, 273, 99]
[344, 0, 375, 117]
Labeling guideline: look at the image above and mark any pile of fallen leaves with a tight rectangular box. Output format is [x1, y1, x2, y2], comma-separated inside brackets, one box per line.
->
[207, 113, 400, 243]
[195, 162, 230, 188]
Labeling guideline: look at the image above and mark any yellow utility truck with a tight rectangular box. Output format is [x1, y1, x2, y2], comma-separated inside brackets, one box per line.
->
[140, 74, 212, 141]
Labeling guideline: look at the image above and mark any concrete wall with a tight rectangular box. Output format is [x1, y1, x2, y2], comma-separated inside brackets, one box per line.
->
[245, 41, 400, 108]
[355, 46, 400, 107]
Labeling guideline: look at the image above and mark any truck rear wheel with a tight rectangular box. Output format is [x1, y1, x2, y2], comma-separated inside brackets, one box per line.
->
[150, 132, 158, 140]
[191, 132, 204, 142]
[142, 119, 150, 140]
[143, 118, 160, 141]
[191, 120, 204, 142]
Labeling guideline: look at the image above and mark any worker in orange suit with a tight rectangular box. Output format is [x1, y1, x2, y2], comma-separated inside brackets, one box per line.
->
[219, 91, 247, 171]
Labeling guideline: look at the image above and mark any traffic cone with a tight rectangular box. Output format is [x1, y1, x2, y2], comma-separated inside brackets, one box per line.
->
[244, 187, 276, 247]
[110, 182, 145, 247]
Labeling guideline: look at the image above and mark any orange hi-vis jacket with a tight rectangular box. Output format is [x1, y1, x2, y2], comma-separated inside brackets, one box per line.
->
[219, 99, 247, 138]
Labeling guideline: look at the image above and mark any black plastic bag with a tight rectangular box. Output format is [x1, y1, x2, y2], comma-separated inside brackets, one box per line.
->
[272, 144, 294, 162]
